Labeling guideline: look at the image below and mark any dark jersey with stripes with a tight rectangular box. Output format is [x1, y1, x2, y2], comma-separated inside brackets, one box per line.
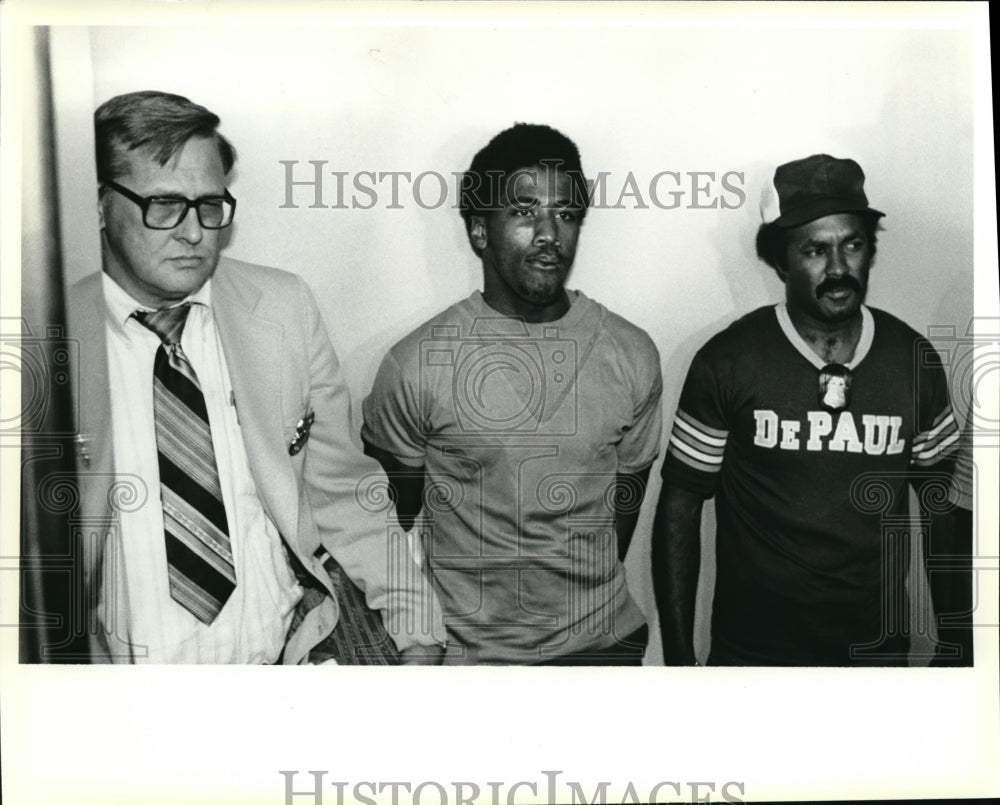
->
[662, 304, 958, 664]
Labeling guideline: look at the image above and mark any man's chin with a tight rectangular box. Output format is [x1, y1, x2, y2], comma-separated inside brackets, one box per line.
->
[521, 287, 566, 308]
[141, 269, 217, 307]
[166, 259, 218, 285]
[521, 274, 569, 302]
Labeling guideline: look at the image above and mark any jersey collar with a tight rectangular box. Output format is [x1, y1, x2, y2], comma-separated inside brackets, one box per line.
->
[774, 302, 874, 370]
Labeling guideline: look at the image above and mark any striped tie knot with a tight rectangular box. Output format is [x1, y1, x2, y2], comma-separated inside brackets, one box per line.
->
[134, 303, 192, 346]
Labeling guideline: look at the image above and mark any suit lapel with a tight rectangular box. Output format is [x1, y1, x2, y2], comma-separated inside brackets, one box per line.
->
[211, 261, 300, 541]
[67, 273, 133, 660]
[68, 273, 113, 479]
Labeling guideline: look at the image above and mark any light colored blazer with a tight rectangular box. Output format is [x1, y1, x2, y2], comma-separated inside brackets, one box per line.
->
[69, 257, 437, 663]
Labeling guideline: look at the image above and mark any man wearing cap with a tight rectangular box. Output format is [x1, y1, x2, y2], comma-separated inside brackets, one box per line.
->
[652, 154, 960, 666]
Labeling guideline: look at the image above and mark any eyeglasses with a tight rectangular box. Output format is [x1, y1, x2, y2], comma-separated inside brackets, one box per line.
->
[104, 180, 237, 230]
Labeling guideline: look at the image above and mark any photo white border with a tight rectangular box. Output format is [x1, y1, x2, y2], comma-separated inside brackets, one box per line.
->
[1, 2, 997, 803]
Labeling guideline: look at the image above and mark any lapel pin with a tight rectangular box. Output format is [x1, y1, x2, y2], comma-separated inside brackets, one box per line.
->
[289, 409, 315, 455]
[74, 434, 91, 467]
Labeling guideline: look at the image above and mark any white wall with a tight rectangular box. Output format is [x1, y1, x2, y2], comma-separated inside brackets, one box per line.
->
[71, 14, 980, 665]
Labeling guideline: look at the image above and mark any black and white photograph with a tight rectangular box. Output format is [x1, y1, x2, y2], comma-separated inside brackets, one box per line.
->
[2, 1, 997, 803]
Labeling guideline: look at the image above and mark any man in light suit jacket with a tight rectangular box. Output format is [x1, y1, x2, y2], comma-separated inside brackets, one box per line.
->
[68, 90, 443, 664]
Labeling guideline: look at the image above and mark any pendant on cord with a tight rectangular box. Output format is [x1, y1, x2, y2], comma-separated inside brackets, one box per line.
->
[819, 364, 852, 412]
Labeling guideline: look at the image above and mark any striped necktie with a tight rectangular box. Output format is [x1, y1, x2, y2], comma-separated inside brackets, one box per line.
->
[134, 304, 236, 625]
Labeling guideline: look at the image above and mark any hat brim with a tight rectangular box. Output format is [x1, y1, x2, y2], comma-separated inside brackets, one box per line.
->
[773, 198, 885, 229]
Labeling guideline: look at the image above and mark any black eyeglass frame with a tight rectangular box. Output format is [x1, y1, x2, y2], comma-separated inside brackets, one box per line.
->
[103, 179, 237, 230]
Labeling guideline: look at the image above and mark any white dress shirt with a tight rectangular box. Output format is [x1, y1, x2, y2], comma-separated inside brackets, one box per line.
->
[103, 273, 302, 663]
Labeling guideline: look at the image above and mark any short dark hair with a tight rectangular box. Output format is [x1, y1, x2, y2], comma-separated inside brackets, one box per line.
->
[756, 213, 881, 276]
[459, 123, 590, 237]
[94, 90, 237, 183]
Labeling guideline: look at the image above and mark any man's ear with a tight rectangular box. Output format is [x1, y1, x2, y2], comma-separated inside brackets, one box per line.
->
[470, 215, 487, 252]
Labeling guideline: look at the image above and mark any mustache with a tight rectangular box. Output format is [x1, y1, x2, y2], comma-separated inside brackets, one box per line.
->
[816, 275, 862, 298]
